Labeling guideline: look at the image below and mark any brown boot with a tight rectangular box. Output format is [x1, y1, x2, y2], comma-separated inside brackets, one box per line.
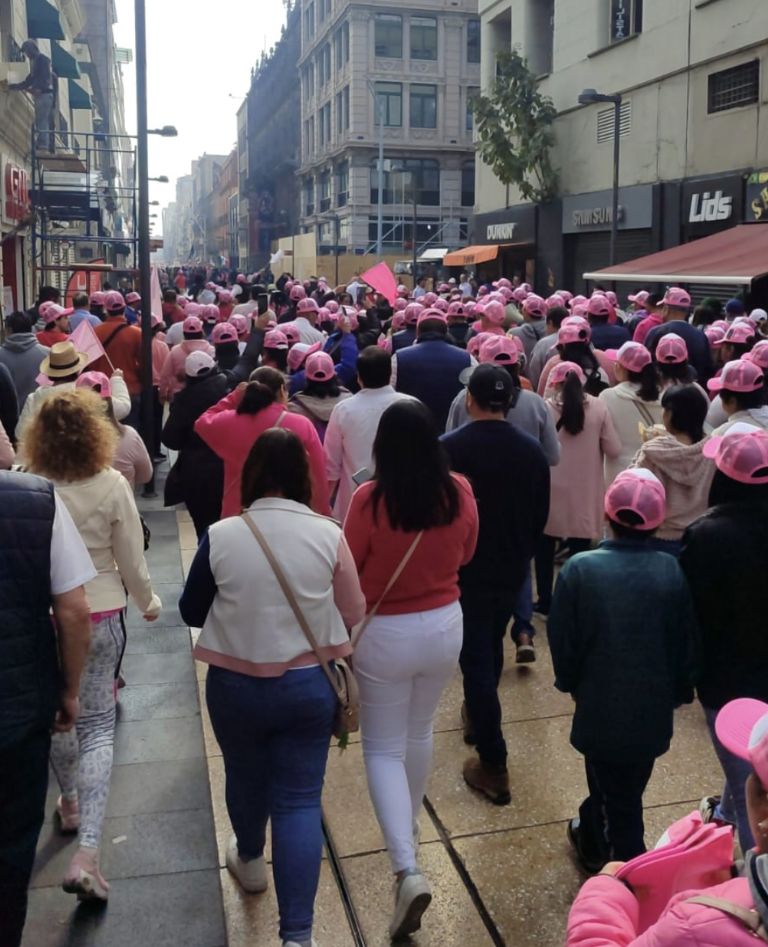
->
[462, 757, 511, 806]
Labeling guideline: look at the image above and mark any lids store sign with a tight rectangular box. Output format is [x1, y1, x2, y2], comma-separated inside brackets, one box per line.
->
[688, 190, 732, 224]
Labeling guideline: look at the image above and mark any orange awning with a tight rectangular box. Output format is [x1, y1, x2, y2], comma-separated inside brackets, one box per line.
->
[443, 244, 501, 267]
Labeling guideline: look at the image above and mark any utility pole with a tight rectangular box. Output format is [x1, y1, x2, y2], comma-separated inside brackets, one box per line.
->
[368, 81, 385, 258]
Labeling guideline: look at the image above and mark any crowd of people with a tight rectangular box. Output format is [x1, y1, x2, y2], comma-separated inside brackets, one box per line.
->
[2, 264, 768, 947]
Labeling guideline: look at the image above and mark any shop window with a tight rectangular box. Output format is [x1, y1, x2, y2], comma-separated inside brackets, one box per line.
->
[375, 82, 402, 127]
[467, 18, 481, 63]
[708, 60, 760, 113]
[410, 84, 437, 129]
[411, 17, 437, 61]
[375, 13, 403, 58]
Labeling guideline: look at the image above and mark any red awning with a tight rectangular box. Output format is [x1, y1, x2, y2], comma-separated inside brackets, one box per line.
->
[444, 244, 501, 267]
[583, 224, 768, 286]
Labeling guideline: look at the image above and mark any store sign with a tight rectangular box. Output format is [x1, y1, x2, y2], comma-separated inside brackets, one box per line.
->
[562, 185, 653, 234]
[486, 222, 516, 241]
[688, 190, 732, 224]
[473, 204, 537, 246]
[746, 169, 768, 221]
[610, 0, 632, 42]
[571, 205, 625, 228]
[4, 163, 29, 221]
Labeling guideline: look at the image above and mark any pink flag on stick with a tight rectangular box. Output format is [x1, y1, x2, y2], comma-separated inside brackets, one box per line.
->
[150, 265, 163, 321]
[360, 262, 398, 306]
[35, 321, 109, 388]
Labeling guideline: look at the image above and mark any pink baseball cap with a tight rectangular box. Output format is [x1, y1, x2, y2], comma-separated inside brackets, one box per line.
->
[587, 294, 615, 319]
[493, 278, 512, 290]
[703, 423, 768, 484]
[660, 287, 691, 309]
[558, 316, 591, 345]
[523, 295, 547, 319]
[177, 296, 189, 308]
[707, 359, 764, 393]
[479, 335, 523, 366]
[655, 332, 689, 364]
[397, 283, 410, 297]
[714, 321, 756, 347]
[570, 295, 588, 308]
[422, 292, 437, 306]
[432, 298, 449, 313]
[498, 287, 514, 302]
[297, 297, 319, 314]
[393, 298, 407, 312]
[605, 469, 666, 531]
[545, 294, 565, 310]
[290, 284, 307, 302]
[264, 329, 289, 350]
[104, 290, 126, 313]
[325, 300, 340, 314]
[628, 290, 649, 305]
[447, 301, 466, 317]
[571, 303, 589, 317]
[705, 325, 726, 346]
[76, 371, 112, 398]
[557, 290, 573, 303]
[185, 351, 216, 377]
[305, 351, 336, 383]
[743, 341, 768, 371]
[287, 341, 322, 373]
[282, 324, 301, 345]
[42, 304, 73, 324]
[217, 290, 233, 304]
[512, 287, 528, 304]
[467, 331, 494, 359]
[404, 302, 424, 326]
[201, 304, 220, 323]
[391, 312, 406, 332]
[716, 698, 768, 789]
[236, 274, 247, 284]
[712, 320, 730, 332]
[481, 300, 505, 325]
[183, 315, 204, 334]
[605, 341, 652, 373]
[437, 282, 451, 293]
[211, 323, 238, 345]
[378, 335, 393, 354]
[125, 292, 141, 305]
[185, 302, 201, 316]
[606, 291, 619, 307]
[229, 314, 249, 337]
[417, 309, 448, 328]
[549, 360, 586, 387]
[89, 290, 106, 306]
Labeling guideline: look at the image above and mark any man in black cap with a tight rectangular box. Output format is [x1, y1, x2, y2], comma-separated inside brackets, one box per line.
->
[441, 365, 550, 805]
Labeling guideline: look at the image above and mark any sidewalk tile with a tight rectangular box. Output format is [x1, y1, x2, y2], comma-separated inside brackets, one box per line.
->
[114, 716, 204, 765]
[120, 652, 196, 686]
[124, 625, 191, 654]
[106, 759, 212, 817]
[116, 682, 200, 721]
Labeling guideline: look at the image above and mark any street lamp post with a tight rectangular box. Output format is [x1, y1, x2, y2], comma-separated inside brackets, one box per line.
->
[578, 88, 623, 267]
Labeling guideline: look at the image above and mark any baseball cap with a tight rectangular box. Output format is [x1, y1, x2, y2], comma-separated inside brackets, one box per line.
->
[655, 332, 689, 364]
[605, 341, 652, 373]
[264, 329, 289, 350]
[743, 341, 768, 371]
[89, 290, 106, 306]
[287, 341, 322, 374]
[704, 325, 726, 346]
[305, 351, 336, 383]
[549, 360, 586, 387]
[290, 284, 307, 301]
[492, 278, 512, 290]
[201, 304, 220, 323]
[523, 295, 547, 319]
[75, 371, 112, 398]
[703, 423, 768, 484]
[587, 294, 615, 319]
[707, 359, 764, 393]
[714, 321, 756, 347]
[229, 314, 249, 337]
[150, 312, 163, 328]
[557, 316, 591, 345]
[660, 287, 691, 310]
[716, 698, 768, 789]
[628, 290, 650, 305]
[749, 308, 768, 326]
[417, 309, 448, 327]
[447, 301, 466, 317]
[432, 297, 449, 313]
[605, 468, 666, 531]
[512, 287, 528, 304]
[478, 335, 523, 366]
[42, 303, 73, 324]
[281, 324, 301, 346]
[185, 351, 216, 377]
[480, 300, 505, 325]
[297, 297, 319, 314]
[217, 290, 233, 304]
[467, 363, 514, 410]
[467, 331, 494, 359]
[404, 302, 424, 326]
[725, 298, 746, 316]
[125, 292, 141, 305]
[104, 290, 125, 314]
[183, 315, 204, 335]
[210, 323, 238, 345]
[545, 294, 565, 310]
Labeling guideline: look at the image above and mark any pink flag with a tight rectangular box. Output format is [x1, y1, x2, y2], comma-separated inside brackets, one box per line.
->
[70, 320, 107, 366]
[150, 265, 163, 320]
[360, 262, 398, 306]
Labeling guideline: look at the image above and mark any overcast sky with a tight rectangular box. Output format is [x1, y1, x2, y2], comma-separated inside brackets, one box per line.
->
[113, 0, 289, 232]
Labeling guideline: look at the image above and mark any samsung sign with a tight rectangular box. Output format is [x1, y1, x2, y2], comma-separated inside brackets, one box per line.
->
[562, 185, 653, 234]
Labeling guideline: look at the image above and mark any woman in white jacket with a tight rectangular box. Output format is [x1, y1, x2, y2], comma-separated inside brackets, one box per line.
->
[25, 390, 161, 901]
[600, 341, 663, 484]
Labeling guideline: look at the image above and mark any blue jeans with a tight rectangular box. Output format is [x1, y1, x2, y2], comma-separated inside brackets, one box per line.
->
[703, 704, 754, 852]
[206, 665, 336, 944]
[510, 568, 534, 640]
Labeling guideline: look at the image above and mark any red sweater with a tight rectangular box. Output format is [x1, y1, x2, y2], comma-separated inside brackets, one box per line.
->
[343, 475, 478, 615]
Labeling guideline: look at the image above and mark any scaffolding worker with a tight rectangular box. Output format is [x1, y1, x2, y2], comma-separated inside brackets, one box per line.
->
[1, 41, 56, 153]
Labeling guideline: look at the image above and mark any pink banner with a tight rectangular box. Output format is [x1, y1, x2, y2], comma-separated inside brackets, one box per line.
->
[360, 262, 398, 306]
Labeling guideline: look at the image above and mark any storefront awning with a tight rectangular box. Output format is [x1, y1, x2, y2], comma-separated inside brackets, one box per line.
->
[52, 42, 81, 79]
[67, 78, 91, 109]
[444, 244, 501, 267]
[583, 224, 768, 286]
[417, 247, 449, 263]
[25, 0, 65, 40]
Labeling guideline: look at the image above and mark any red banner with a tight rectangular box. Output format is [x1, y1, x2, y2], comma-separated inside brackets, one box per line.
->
[65, 260, 105, 308]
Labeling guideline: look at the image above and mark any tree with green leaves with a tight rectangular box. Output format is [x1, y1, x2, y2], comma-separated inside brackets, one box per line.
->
[473, 49, 558, 204]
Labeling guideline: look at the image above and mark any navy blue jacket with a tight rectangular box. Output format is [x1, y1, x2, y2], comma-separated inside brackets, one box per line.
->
[0, 471, 59, 750]
[548, 540, 697, 762]
[391, 326, 417, 353]
[590, 322, 631, 352]
[645, 321, 713, 383]
[395, 335, 471, 432]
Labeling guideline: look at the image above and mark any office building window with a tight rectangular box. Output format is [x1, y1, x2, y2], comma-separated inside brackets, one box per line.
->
[319, 103, 332, 146]
[319, 0, 331, 21]
[411, 16, 437, 60]
[375, 82, 402, 126]
[410, 84, 437, 128]
[375, 13, 403, 58]
[336, 86, 350, 133]
[304, 178, 314, 216]
[320, 171, 331, 212]
[467, 18, 481, 63]
[304, 2, 315, 40]
[305, 62, 315, 98]
[461, 162, 475, 207]
[466, 86, 478, 131]
[336, 160, 348, 207]
[304, 117, 315, 157]
[370, 158, 440, 205]
[708, 60, 760, 113]
[320, 43, 331, 85]
[609, 0, 642, 43]
[334, 21, 349, 69]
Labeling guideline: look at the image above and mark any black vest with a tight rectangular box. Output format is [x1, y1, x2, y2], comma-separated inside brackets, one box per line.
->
[0, 471, 59, 750]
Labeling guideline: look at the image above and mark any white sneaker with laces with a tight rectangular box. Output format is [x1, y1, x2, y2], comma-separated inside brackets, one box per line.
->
[225, 835, 267, 893]
[389, 871, 432, 940]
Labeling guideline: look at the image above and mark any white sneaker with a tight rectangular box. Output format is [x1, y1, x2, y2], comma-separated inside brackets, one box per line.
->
[225, 835, 267, 893]
[389, 871, 432, 939]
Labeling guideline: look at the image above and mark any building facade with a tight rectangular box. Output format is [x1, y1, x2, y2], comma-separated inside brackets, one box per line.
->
[210, 147, 238, 269]
[190, 154, 228, 264]
[298, 0, 480, 263]
[475, 0, 768, 293]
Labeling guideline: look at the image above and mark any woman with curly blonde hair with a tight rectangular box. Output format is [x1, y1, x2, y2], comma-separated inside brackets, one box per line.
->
[25, 390, 161, 902]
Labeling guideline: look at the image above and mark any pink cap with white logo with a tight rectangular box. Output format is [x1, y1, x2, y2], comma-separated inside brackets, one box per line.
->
[703, 422, 768, 484]
[707, 359, 764, 393]
[605, 341, 652, 373]
[655, 332, 689, 364]
[183, 315, 204, 334]
[605, 468, 666, 531]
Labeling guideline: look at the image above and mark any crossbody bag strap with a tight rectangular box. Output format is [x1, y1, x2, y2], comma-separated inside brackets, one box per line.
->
[102, 322, 130, 350]
[686, 896, 768, 939]
[632, 398, 655, 427]
[240, 514, 344, 701]
[274, 409, 287, 428]
[351, 531, 423, 646]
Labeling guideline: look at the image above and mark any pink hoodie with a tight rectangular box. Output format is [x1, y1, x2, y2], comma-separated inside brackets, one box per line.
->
[159, 338, 215, 401]
[194, 390, 331, 519]
[567, 874, 759, 946]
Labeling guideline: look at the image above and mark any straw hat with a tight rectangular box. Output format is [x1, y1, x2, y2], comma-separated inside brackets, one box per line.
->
[39, 341, 89, 379]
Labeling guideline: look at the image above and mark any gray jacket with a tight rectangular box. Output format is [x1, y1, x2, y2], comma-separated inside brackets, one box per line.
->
[0, 334, 49, 409]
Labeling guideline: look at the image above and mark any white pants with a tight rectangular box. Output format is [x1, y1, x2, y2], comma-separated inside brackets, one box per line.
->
[355, 601, 463, 873]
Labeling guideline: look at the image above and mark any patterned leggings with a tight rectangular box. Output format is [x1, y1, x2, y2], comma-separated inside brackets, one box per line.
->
[50, 612, 125, 850]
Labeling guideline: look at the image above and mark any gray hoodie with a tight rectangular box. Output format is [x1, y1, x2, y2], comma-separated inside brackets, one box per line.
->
[0, 333, 50, 408]
[632, 433, 715, 540]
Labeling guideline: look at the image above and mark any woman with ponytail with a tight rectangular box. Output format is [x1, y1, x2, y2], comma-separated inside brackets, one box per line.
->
[599, 341, 663, 483]
[534, 362, 621, 614]
[195, 365, 330, 519]
[537, 316, 614, 397]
